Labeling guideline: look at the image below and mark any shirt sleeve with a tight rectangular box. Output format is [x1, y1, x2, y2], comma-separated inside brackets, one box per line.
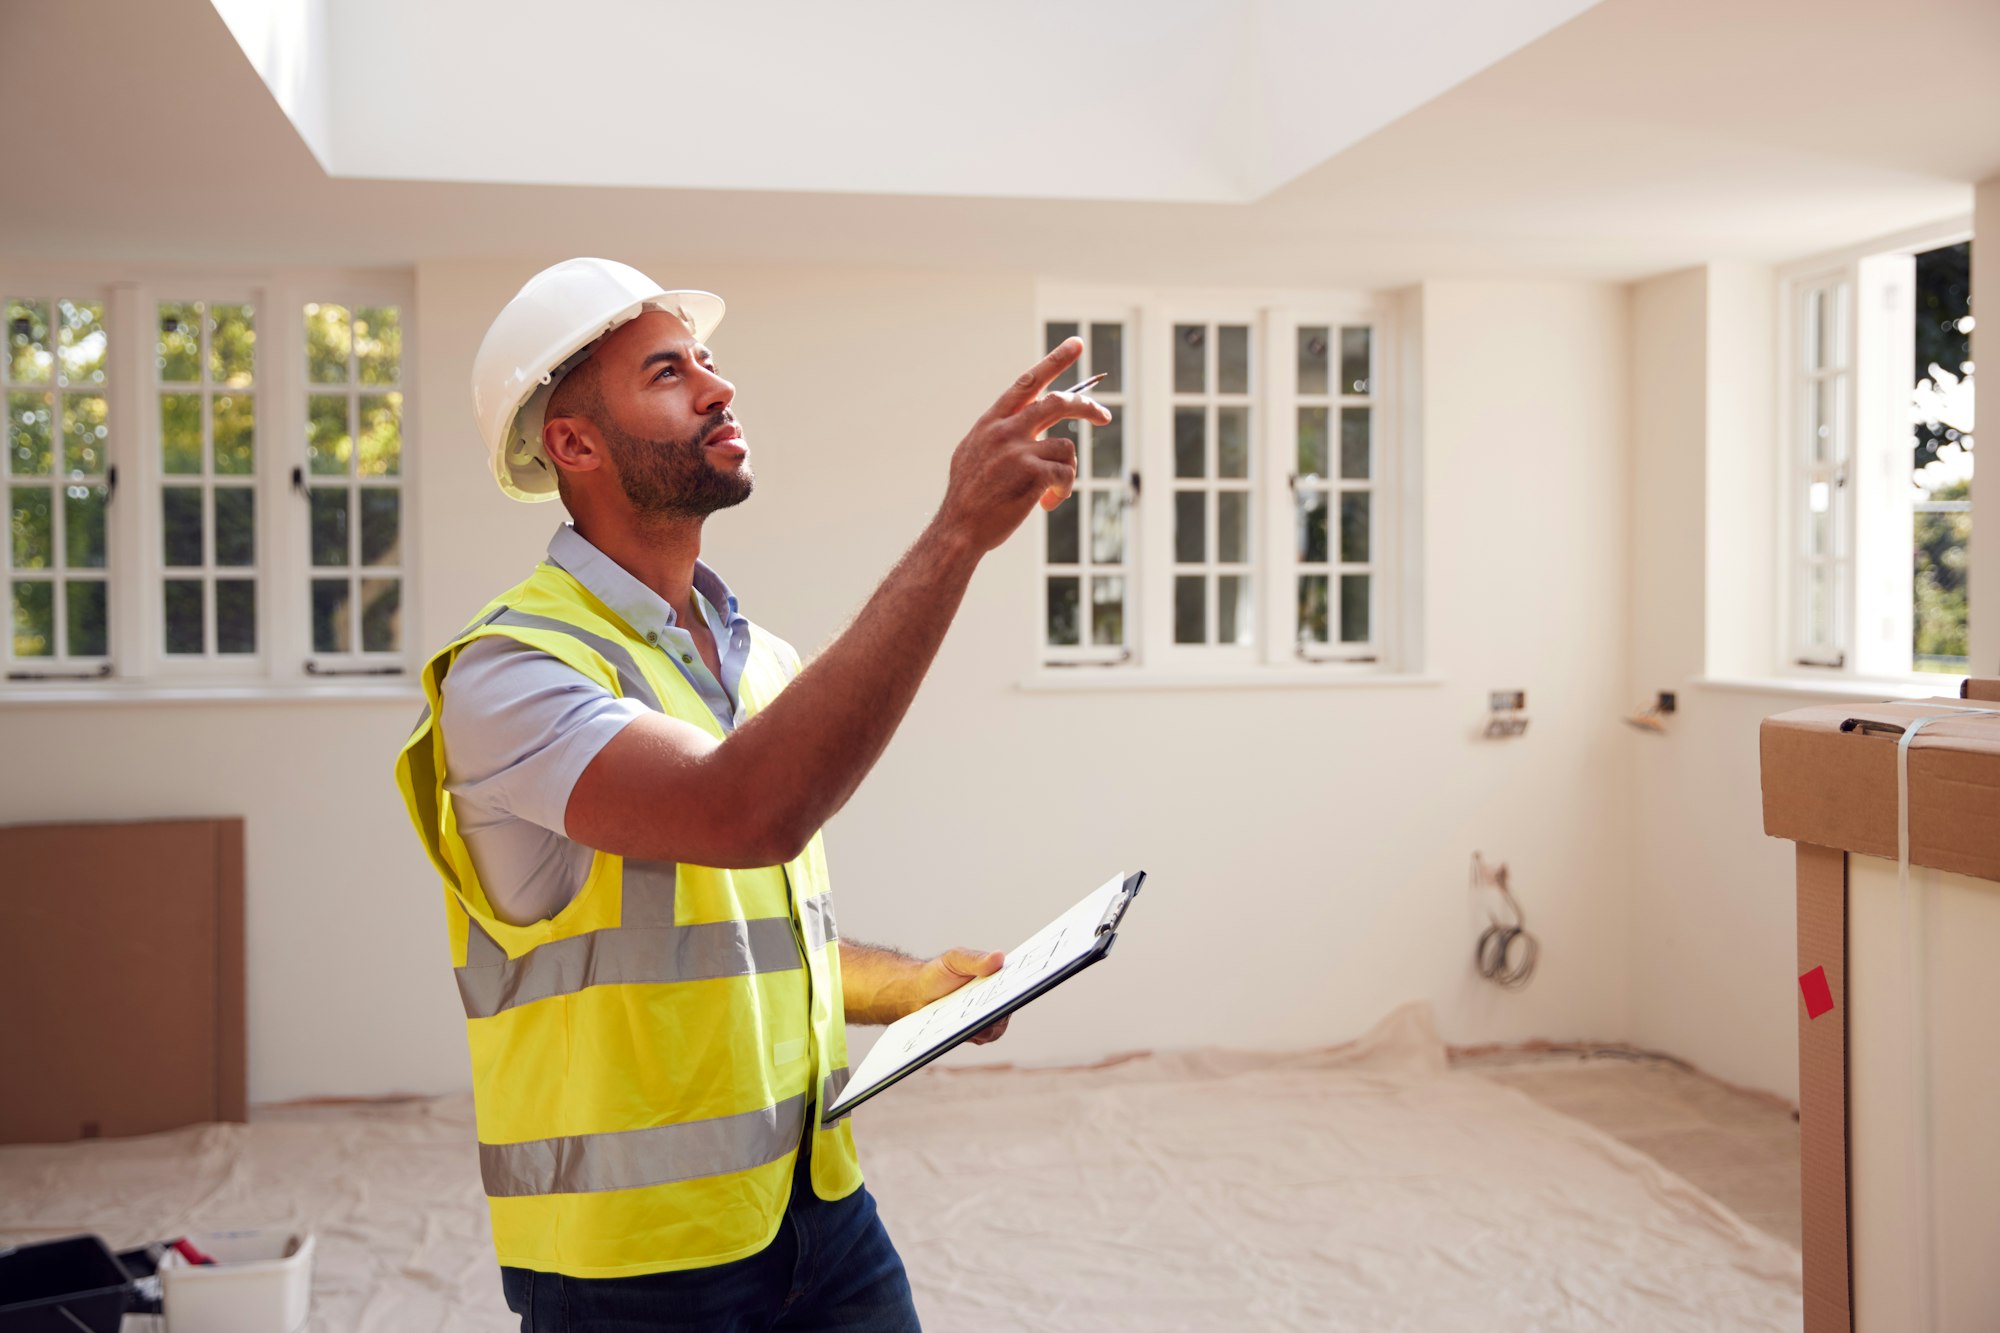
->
[439, 633, 652, 836]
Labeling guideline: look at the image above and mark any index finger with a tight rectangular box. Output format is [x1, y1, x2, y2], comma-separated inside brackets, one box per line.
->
[983, 337, 1083, 424]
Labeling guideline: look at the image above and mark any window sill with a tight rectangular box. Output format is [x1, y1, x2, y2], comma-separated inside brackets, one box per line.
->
[1017, 669, 1442, 693]
[1694, 673, 1969, 703]
[0, 680, 424, 708]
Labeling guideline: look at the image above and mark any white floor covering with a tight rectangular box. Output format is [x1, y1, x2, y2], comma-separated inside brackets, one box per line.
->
[0, 1005, 1801, 1331]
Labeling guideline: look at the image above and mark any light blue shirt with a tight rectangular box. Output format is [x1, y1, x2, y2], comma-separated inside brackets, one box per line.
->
[440, 525, 760, 925]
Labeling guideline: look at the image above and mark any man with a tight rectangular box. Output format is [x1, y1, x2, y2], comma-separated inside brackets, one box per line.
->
[393, 258, 1107, 1332]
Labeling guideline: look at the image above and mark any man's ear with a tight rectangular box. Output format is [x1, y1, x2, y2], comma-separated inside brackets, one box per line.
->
[542, 417, 605, 480]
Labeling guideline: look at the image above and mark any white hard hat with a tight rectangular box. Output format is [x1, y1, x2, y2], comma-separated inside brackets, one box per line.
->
[471, 258, 725, 502]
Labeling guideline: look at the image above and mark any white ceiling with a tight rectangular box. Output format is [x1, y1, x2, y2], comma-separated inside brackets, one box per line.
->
[208, 0, 1604, 204]
[1, 0, 1994, 286]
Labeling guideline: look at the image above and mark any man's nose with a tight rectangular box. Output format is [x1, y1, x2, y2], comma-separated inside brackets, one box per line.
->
[695, 367, 734, 416]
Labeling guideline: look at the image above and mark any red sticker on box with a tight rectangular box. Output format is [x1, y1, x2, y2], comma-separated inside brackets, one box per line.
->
[1799, 966, 1833, 1019]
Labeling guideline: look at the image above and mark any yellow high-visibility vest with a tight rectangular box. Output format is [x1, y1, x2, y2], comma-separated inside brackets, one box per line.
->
[393, 559, 862, 1279]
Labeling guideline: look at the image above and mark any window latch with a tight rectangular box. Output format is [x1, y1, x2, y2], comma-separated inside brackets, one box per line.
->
[291, 466, 308, 498]
[305, 661, 404, 677]
[7, 663, 113, 682]
[1128, 470, 1141, 499]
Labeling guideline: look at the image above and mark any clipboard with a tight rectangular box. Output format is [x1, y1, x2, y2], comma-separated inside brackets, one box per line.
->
[823, 870, 1146, 1120]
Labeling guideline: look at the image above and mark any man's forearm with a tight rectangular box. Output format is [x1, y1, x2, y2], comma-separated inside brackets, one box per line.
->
[839, 941, 927, 1026]
[716, 520, 981, 857]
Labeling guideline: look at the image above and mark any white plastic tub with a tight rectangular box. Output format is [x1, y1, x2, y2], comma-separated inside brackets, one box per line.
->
[158, 1229, 313, 1333]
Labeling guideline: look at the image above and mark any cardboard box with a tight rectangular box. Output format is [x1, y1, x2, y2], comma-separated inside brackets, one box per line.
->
[1761, 680, 2000, 1332]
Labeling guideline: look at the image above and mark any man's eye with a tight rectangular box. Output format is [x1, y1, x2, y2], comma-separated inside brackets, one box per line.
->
[655, 367, 676, 381]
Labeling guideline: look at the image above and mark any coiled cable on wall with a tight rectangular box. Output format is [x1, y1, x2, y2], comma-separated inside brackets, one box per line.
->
[1472, 853, 1538, 989]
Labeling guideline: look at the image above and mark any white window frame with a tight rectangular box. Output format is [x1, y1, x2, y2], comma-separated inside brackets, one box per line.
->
[2, 285, 115, 680]
[0, 262, 418, 700]
[1776, 218, 1969, 683]
[1035, 285, 1407, 682]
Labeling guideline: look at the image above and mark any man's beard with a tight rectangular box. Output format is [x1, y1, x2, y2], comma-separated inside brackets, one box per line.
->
[601, 412, 755, 518]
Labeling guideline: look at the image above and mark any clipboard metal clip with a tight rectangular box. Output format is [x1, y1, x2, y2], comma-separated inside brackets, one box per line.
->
[1095, 871, 1145, 936]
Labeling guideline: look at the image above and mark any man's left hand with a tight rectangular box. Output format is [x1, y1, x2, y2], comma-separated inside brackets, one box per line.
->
[914, 947, 1010, 1045]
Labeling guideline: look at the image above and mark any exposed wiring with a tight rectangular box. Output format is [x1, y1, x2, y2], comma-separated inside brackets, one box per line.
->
[1472, 853, 1539, 989]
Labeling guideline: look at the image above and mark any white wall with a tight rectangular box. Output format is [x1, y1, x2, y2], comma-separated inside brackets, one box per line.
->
[0, 263, 1641, 1103]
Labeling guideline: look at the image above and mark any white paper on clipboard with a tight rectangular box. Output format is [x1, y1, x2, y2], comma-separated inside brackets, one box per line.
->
[824, 871, 1144, 1119]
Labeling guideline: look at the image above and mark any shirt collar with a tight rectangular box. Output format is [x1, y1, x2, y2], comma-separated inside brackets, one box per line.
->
[546, 524, 747, 639]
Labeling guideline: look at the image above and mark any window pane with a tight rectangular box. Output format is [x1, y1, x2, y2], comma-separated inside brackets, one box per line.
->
[355, 306, 402, 385]
[1090, 575, 1124, 646]
[1218, 574, 1251, 645]
[12, 579, 52, 656]
[1340, 407, 1371, 480]
[360, 489, 401, 566]
[1045, 492, 1079, 565]
[1341, 327, 1371, 395]
[1173, 574, 1205, 644]
[1340, 574, 1371, 643]
[306, 304, 351, 384]
[9, 391, 53, 475]
[11, 486, 51, 568]
[1808, 564, 1830, 645]
[1173, 324, 1205, 395]
[1217, 491, 1249, 564]
[1298, 574, 1330, 644]
[1297, 407, 1328, 477]
[157, 303, 203, 383]
[312, 577, 351, 652]
[1296, 489, 1328, 563]
[214, 487, 255, 567]
[160, 393, 202, 474]
[1808, 481, 1831, 557]
[1217, 325, 1249, 394]
[1217, 407, 1249, 479]
[164, 578, 204, 654]
[63, 485, 107, 568]
[216, 578, 256, 654]
[358, 393, 402, 477]
[1174, 491, 1205, 564]
[1808, 288, 1832, 372]
[208, 304, 255, 387]
[1174, 407, 1205, 479]
[361, 577, 400, 652]
[1809, 378, 1835, 464]
[57, 302, 107, 386]
[1090, 490, 1124, 564]
[1089, 323, 1122, 394]
[7, 300, 52, 384]
[66, 580, 106, 656]
[1045, 575, 1080, 646]
[1090, 405, 1122, 479]
[1044, 322, 1078, 391]
[1297, 326, 1329, 397]
[213, 394, 254, 475]
[310, 488, 350, 567]
[308, 394, 352, 475]
[162, 487, 203, 567]
[62, 393, 107, 475]
[1340, 492, 1371, 564]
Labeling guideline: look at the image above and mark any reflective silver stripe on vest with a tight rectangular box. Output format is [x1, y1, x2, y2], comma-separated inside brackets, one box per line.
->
[488, 609, 663, 711]
[455, 858, 810, 1019]
[821, 1067, 853, 1125]
[456, 917, 804, 1019]
[800, 894, 838, 952]
[480, 1093, 808, 1198]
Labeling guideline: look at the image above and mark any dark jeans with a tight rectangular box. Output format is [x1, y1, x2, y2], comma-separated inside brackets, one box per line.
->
[500, 1137, 919, 1333]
